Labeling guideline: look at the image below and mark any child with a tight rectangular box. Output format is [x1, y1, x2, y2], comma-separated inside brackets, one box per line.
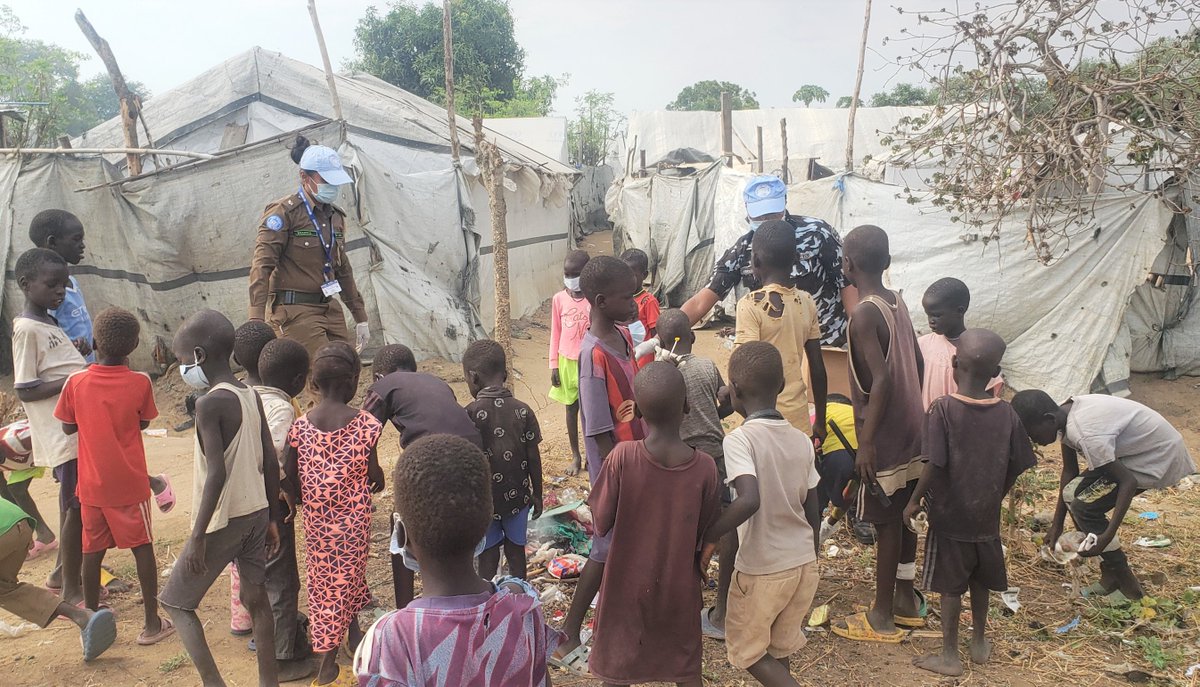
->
[832, 225, 926, 643]
[285, 342, 384, 686]
[655, 309, 736, 640]
[353, 435, 563, 685]
[549, 249, 591, 476]
[159, 309, 282, 687]
[12, 248, 87, 606]
[904, 329, 1036, 677]
[54, 307, 173, 646]
[701, 342, 822, 687]
[918, 278, 1002, 409]
[588, 362, 720, 686]
[734, 221, 828, 443]
[620, 248, 660, 367]
[234, 319, 279, 387]
[462, 339, 544, 581]
[1012, 389, 1196, 601]
[0, 496, 116, 661]
[815, 393, 876, 547]
[551, 255, 644, 672]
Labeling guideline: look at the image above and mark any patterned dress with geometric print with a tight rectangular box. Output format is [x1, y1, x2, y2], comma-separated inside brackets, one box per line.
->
[289, 410, 383, 653]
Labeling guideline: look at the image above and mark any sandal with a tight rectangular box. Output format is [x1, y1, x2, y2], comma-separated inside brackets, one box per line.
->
[895, 589, 928, 628]
[26, 540, 57, 561]
[154, 474, 176, 513]
[700, 606, 726, 641]
[81, 608, 117, 662]
[311, 665, 358, 686]
[831, 612, 906, 644]
[137, 617, 176, 646]
[548, 643, 593, 677]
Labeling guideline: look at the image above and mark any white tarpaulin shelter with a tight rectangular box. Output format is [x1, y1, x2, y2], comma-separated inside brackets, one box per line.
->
[0, 48, 576, 370]
[608, 164, 1196, 400]
[486, 117, 568, 164]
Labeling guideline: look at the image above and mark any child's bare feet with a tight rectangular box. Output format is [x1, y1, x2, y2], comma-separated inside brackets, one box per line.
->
[969, 636, 992, 664]
[914, 653, 964, 677]
[565, 456, 582, 477]
[553, 635, 581, 660]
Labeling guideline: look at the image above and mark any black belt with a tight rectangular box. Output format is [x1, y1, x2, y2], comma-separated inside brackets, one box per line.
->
[273, 290, 329, 306]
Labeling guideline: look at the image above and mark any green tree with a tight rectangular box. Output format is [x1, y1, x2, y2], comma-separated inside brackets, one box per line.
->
[792, 84, 829, 107]
[835, 96, 853, 108]
[568, 90, 623, 167]
[666, 80, 758, 111]
[869, 83, 934, 107]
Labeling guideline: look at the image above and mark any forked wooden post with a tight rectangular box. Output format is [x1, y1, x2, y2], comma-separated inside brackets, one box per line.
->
[75, 10, 142, 175]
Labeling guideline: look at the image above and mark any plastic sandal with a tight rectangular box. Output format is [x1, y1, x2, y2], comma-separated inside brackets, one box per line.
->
[548, 643, 593, 677]
[310, 665, 358, 686]
[25, 539, 56, 561]
[154, 474, 176, 513]
[895, 589, 928, 628]
[831, 612, 906, 644]
[700, 606, 726, 641]
[137, 617, 176, 646]
[81, 608, 117, 662]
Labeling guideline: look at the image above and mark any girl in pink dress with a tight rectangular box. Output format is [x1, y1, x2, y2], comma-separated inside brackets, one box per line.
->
[284, 342, 384, 686]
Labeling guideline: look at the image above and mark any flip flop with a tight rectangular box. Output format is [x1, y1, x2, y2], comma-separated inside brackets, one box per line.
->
[137, 617, 176, 646]
[831, 612, 906, 644]
[548, 643, 593, 678]
[310, 665, 358, 686]
[895, 589, 928, 628]
[26, 540, 56, 561]
[81, 608, 117, 662]
[154, 474, 176, 513]
[701, 606, 726, 641]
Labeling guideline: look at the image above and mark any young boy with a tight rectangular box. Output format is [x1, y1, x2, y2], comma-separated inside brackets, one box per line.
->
[551, 255, 644, 672]
[588, 362, 719, 686]
[549, 249, 591, 476]
[234, 320, 279, 387]
[1012, 389, 1196, 601]
[918, 278, 1002, 409]
[620, 248, 660, 366]
[903, 329, 1036, 677]
[159, 310, 282, 687]
[462, 339, 544, 580]
[734, 221, 828, 444]
[701, 341, 821, 687]
[832, 225, 926, 643]
[54, 307, 173, 647]
[12, 248, 87, 606]
[353, 435, 563, 685]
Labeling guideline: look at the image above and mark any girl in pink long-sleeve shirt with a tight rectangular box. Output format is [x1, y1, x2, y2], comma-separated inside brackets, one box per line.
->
[548, 250, 591, 476]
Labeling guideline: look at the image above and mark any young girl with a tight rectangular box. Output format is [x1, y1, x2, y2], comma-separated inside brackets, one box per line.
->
[285, 342, 384, 686]
[548, 249, 591, 476]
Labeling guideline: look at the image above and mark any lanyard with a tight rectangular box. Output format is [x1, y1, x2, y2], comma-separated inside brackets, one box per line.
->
[297, 186, 336, 276]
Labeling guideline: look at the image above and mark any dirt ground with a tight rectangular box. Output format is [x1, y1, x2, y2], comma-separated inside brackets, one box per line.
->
[2, 230, 1199, 686]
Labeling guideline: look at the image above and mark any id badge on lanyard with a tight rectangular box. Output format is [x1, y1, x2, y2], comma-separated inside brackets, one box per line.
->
[300, 187, 344, 298]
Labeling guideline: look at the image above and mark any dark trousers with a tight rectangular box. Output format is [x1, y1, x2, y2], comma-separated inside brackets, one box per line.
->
[817, 449, 856, 513]
[266, 516, 305, 660]
[1063, 470, 1142, 566]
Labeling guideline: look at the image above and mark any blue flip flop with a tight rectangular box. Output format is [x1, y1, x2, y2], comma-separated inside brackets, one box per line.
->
[82, 608, 117, 662]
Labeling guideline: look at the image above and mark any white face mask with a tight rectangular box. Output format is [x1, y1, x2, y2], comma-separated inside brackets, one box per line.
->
[314, 183, 340, 204]
[564, 276, 581, 292]
[179, 348, 210, 390]
[390, 513, 486, 573]
[626, 320, 647, 346]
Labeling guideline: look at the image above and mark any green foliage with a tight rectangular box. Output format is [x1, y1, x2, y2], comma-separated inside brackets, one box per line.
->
[835, 96, 853, 108]
[869, 82, 934, 107]
[666, 80, 759, 111]
[792, 84, 830, 107]
[1135, 636, 1183, 670]
[568, 90, 623, 167]
[158, 652, 190, 674]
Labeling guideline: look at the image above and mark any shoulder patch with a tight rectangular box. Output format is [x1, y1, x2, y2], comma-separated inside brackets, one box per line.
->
[265, 215, 284, 231]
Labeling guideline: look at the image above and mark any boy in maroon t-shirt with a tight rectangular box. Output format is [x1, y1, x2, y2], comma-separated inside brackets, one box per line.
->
[55, 307, 173, 646]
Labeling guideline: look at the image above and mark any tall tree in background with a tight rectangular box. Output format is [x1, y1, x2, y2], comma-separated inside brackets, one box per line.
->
[868, 82, 933, 107]
[568, 90, 623, 167]
[792, 84, 829, 107]
[666, 80, 759, 111]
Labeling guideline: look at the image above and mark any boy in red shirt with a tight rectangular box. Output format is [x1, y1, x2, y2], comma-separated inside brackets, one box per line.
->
[55, 307, 173, 646]
[622, 249, 660, 367]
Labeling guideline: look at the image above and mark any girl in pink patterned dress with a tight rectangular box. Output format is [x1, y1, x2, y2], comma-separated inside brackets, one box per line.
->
[284, 343, 384, 686]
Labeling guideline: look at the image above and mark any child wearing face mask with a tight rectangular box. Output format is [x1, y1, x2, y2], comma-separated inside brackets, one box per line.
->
[549, 249, 591, 477]
[621, 248, 661, 368]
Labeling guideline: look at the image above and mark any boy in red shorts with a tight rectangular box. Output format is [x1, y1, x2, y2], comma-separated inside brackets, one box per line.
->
[55, 307, 173, 646]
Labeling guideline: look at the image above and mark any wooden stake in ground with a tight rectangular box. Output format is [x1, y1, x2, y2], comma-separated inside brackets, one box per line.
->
[780, 118, 789, 183]
[720, 91, 733, 168]
[307, 0, 344, 121]
[74, 10, 142, 175]
[845, 0, 872, 173]
[442, 0, 462, 162]
[473, 117, 512, 376]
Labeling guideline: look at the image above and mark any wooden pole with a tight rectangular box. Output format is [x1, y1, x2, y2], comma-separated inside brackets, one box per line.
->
[639, 149, 646, 176]
[755, 126, 764, 173]
[720, 91, 733, 167]
[307, 0, 344, 121]
[442, 0, 462, 163]
[74, 10, 142, 175]
[473, 116, 512, 377]
[56, 136, 71, 149]
[845, 0, 872, 172]
[0, 147, 216, 159]
[780, 118, 789, 183]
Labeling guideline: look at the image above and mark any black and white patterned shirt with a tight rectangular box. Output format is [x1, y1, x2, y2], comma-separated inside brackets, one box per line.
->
[708, 213, 849, 346]
[466, 387, 542, 518]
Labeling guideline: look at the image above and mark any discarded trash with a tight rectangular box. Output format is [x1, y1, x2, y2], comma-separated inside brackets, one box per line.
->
[825, 544, 840, 558]
[807, 604, 829, 630]
[539, 585, 566, 605]
[548, 554, 587, 579]
[1177, 475, 1196, 491]
[818, 517, 842, 544]
[1186, 663, 1200, 678]
[1001, 587, 1021, 613]
[1133, 535, 1172, 548]
[142, 428, 168, 437]
[0, 620, 38, 639]
[1054, 615, 1081, 634]
[1136, 511, 1159, 520]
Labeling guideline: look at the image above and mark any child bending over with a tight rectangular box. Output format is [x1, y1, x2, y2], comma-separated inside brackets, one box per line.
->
[701, 342, 822, 687]
[1012, 390, 1196, 601]
[354, 435, 563, 685]
[918, 278, 1002, 409]
[548, 250, 591, 475]
[620, 248, 660, 366]
[463, 340, 543, 580]
[904, 329, 1036, 677]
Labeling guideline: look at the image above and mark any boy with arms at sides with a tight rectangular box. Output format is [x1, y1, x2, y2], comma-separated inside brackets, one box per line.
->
[12, 248, 87, 606]
[903, 330, 1036, 677]
[354, 435, 563, 686]
[831, 225, 926, 643]
[462, 339, 544, 580]
[620, 248, 660, 366]
[549, 249, 591, 476]
[918, 278, 1002, 409]
[55, 308, 174, 646]
[700, 342, 822, 687]
[551, 256, 644, 675]
[588, 362, 720, 686]
[735, 221, 828, 446]
[160, 310, 282, 687]
[1012, 390, 1196, 602]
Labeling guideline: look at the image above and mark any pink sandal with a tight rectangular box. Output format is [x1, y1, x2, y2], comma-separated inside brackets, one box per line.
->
[154, 474, 176, 513]
[26, 540, 57, 561]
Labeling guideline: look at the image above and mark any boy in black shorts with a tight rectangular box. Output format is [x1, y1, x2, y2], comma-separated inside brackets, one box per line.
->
[903, 329, 1035, 677]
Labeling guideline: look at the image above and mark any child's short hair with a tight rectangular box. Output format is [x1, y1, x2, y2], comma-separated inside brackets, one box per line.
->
[827, 392, 852, 405]
[15, 248, 65, 282]
[92, 307, 140, 358]
[393, 434, 492, 557]
[373, 343, 416, 376]
[28, 210, 81, 248]
[843, 225, 890, 274]
[580, 255, 634, 303]
[751, 220, 796, 271]
[1011, 389, 1058, 428]
[462, 339, 505, 378]
[924, 277, 970, 309]
[233, 321, 276, 372]
[565, 249, 590, 267]
[312, 342, 359, 389]
[655, 309, 691, 349]
[259, 338, 310, 389]
[634, 361, 686, 423]
[729, 341, 784, 397]
[620, 248, 649, 275]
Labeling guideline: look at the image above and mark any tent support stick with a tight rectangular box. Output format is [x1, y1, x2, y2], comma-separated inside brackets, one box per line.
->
[756, 126, 764, 173]
[473, 116, 513, 382]
[442, 0, 462, 163]
[307, 0, 344, 121]
[75, 10, 143, 176]
[845, 0, 872, 172]
[720, 91, 732, 168]
[780, 118, 789, 183]
[0, 147, 214, 159]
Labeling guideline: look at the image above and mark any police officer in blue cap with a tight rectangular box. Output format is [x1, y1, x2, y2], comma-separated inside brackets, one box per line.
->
[679, 175, 855, 345]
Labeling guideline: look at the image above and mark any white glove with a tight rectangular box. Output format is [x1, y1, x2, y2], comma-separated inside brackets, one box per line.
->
[633, 336, 659, 361]
[355, 322, 370, 353]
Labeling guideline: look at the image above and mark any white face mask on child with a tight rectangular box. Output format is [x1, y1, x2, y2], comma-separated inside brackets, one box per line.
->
[391, 513, 487, 573]
[179, 348, 210, 390]
[563, 276, 581, 292]
[626, 320, 647, 347]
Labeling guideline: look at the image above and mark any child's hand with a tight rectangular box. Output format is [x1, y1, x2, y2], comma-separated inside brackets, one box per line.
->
[265, 521, 281, 558]
[281, 490, 296, 523]
[72, 338, 92, 357]
[368, 462, 386, 494]
[812, 424, 827, 451]
[181, 536, 207, 576]
[902, 500, 922, 533]
[855, 443, 877, 483]
[698, 541, 718, 582]
[550, 369, 561, 388]
[531, 498, 543, 521]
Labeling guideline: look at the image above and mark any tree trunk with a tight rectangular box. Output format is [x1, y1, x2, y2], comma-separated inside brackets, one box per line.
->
[442, 0, 461, 161]
[75, 10, 142, 175]
[473, 117, 512, 381]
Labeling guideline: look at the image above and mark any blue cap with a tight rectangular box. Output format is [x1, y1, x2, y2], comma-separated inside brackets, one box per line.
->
[743, 175, 787, 218]
[299, 145, 353, 186]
